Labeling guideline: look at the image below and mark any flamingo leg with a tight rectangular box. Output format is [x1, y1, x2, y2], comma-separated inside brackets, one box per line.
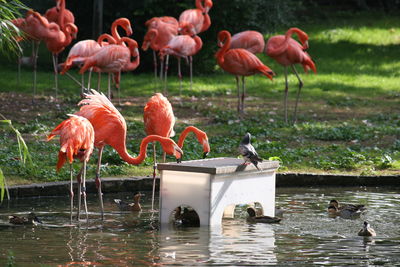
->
[52, 53, 59, 99]
[117, 70, 121, 106]
[87, 68, 93, 90]
[236, 76, 241, 113]
[81, 73, 85, 95]
[189, 56, 193, 91]
[107, 73, 111, 99]
[69, 164, 74, 224]
[32, 41, 40, 102]
[291, 65, 303, 124]
[151, 142, 157, 211]
[160, 55, 164, 81]
[164, 54, 169, 96]
[153, 50, 158, 83]
[178, 57, 182, 95]
[97, 72, 101, 91]
[241, 76, 245, 113]
[82, 160, 89, 223]
[283, 66, 289, 124]
[64, 72, 83, 88]
[77, 167, 82, 221]
[95, 147, 105, 220]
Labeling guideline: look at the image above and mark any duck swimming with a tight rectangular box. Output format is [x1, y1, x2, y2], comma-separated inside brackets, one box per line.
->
[246, 207, 281, 223]
[358, 221, 376, 237]
[327, 199, 366, 219]
[114, 193, 144, 212]
[174, 206, 200, 227]
[9, 212, 42, 225]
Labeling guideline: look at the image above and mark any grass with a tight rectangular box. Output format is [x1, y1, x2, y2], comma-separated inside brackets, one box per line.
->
[1, 12, 400, 185]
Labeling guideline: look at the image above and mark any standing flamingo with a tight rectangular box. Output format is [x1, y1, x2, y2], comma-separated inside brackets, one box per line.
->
[143, 93, 175, 210]
[59, 34, 117, 93]
[77, 37, 139, 100]
[230, 30, 265, 54]
[12, 10, 52, 99]
[216, 30, 274, 113]
[47, 114, 94, 223]
[179, 0, 213, 34]
[159, 24, 203, 94]
[75, 89, 183, 219]
[266, 27, 316, 124]
[142, 17, 178, 82]
[177, 126, 210, 159]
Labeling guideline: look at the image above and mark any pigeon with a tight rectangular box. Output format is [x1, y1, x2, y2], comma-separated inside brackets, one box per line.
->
[238, 132, 263, 170]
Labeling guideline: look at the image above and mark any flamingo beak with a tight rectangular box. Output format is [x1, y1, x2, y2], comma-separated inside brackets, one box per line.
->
[127, 26, 133, 36]
[303, 40, 309, 50]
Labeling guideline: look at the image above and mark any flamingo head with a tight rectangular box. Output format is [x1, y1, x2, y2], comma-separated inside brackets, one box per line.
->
[115, 18, 133, 36]
[194, 129, 210, 158]
[160, 139, 183, 162]
[203, 0, 213, 13]
[179, 23, 196, 36]
[142, 29, 157, 51]
[65, 23, 78, 39]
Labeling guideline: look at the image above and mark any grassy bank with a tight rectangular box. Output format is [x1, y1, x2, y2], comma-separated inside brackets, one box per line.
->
[1, 12, 400, 185]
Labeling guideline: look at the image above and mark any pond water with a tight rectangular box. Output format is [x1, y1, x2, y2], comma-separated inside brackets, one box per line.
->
[0, 187, 399, 266]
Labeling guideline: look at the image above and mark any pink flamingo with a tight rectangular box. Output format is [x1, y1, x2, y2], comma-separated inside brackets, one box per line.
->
[159, 24, 203, 94]
[179, 0, 213, 34]
[230, 30, 265, 54]
[143, 92, 176, 210]
[77, 37, 139, 100]
[142, 16, 178, 82]
[216, 30, 274, 113]
[76, 89, 183, 219]
[266, 27, 316, 123]
[47, 114, 94, 223]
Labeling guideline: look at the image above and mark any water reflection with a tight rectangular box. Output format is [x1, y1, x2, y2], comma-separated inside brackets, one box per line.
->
[0, 187, 399, 266]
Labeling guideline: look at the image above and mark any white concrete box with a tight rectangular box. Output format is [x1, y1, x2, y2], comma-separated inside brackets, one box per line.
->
[157, 157, 280, 226]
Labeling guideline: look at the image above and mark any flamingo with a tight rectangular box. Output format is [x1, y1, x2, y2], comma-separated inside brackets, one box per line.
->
[76, 36, 140, 100]
[59, 33, 117, 93]
[12, 10, 51, 99]
[230, 30, 265, 54]
[75, 89, 183, 219]
[47, 114, 94, 223]
[266, 27, 316, 124]
[143, 93, 176, 210]
[44, 0, 75, 26]
[142, 17, 178, 82]
[216, 30, 274, 113]
[179, 0, 213, 34]
[159, 24, 203, 94]
[177, 126, 210, 159]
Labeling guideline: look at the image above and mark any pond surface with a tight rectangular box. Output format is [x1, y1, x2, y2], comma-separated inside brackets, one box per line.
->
[0, 187, 399, 266]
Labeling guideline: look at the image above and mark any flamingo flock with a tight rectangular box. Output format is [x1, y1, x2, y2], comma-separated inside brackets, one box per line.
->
[12, 0, 318, 221]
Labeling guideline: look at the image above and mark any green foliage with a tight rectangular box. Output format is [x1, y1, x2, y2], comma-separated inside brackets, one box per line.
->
[0, 0, 28, 57]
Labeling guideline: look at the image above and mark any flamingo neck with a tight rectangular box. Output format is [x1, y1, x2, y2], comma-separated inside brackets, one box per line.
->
[195, 0, 203, 10]
[57, 0, 65, 29]
[216, 33, 230, 64]
[177, 126, 199, 148]
[111, 21, 124, 42]
[194, 35, 203, 52]
[200, 13, 211, 32]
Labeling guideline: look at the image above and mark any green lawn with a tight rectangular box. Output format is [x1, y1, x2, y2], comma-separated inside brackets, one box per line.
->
[1, 12, 400, 185]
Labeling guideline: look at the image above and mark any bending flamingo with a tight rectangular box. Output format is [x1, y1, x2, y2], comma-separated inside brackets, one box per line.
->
[266, 27, 316, 124]
[179, 0, 213, 34]
[177, 126, 210, 159]
[159, 24, 203, 94]
[75, 90, 182, 219]
[230, 30, 265, 54]
[77, 37, 140, 100]
[47, 114, 94, 223]
[143, 93, 176, 210]
[216, 30, 274, 113]
[142, 17, 178, 82]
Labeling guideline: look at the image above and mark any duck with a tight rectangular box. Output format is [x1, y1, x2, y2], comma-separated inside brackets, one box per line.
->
[114, 192, 144, 212]
[174, 206, 200, 227]
[9, 212, 42, 225]
[327, 199, 366, 219]
[246, 207, 281, 223]
[358, 221, 376, 237]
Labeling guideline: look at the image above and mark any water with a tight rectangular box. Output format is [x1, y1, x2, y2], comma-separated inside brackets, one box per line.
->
[0, 187, 399, 266]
